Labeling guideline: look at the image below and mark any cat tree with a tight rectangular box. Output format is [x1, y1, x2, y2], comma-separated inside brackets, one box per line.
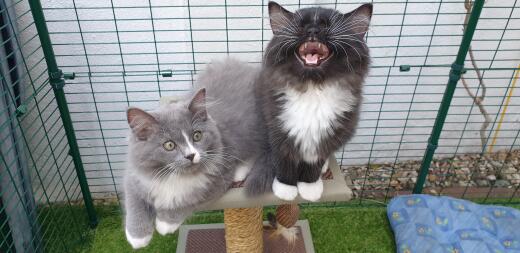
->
[161, 97, 352, 253]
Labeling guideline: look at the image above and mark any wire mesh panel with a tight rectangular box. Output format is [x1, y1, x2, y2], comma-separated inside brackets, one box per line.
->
[346, 1, 520, 204]
[38, 0, 520, 205]
[0, 0, 516, 252]
[0, 0, 91, 252]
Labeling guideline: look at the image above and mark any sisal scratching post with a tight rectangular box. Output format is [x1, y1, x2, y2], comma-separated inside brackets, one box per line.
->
[224, 207, 263, 253]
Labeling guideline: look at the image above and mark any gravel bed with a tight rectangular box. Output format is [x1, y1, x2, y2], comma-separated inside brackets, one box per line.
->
[343, 149, 520, 198]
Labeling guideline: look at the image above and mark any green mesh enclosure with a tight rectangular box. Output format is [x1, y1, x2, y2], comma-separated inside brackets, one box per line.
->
[0, 0, 92, 252]
[0, 0, 519, 252]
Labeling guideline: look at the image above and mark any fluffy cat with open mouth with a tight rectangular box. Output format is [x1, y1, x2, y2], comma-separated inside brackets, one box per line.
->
[246, 2, 372, 201]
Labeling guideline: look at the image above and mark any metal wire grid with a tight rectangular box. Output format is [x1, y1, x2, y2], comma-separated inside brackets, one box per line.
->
[0, 0, 517, 251]
[0, 0, 91, 252]
[38, 0, 520, 204]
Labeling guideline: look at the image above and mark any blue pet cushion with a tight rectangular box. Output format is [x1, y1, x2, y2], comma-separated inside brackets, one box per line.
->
[387, 195, 520, 253]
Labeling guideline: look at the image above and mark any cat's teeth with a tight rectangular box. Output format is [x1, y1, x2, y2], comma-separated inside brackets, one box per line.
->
[318, 43, 321, 49]
[305, 54, 319, 64]
[304, 43, 307, 49]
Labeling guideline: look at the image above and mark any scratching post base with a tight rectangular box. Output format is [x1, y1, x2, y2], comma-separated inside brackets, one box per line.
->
[175, 220, 315, 253]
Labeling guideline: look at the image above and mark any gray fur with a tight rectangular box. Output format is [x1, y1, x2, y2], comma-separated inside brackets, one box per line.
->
[123, 58, 267, 248]
[195, 58, 267, 161]
[244, 150, 275, 195]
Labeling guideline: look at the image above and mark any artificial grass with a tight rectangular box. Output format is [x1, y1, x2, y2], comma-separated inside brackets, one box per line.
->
[43, 200, 520, 252]
[81, 205, 396, 253]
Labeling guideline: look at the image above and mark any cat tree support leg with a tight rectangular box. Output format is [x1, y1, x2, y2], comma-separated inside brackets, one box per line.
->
[224, 207, 263, 253]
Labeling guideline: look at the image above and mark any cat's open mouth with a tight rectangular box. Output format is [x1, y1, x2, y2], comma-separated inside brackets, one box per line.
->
[297, 41, 330, 67]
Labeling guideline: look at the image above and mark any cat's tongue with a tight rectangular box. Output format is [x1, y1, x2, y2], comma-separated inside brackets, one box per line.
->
[298, 41, 330, 66]
[305, 54, 319, 65]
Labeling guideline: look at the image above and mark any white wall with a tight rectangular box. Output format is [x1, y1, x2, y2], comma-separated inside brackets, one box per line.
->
[18, 0, 520, 199]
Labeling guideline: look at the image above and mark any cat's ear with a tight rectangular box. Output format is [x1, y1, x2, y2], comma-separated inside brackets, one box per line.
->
[189, 88, 207, 121]
[344, 3, 373, 38]
[268, 1, 294, 35]
[127, 107, 158, 140]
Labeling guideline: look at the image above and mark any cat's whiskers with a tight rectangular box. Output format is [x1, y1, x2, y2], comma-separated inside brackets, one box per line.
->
[295, 11, 303, 22]
[202, 156, 232, 169]
[285, 41, 298, 59]
[201, 149, 240, 165]
[330, 26, 370, 37]
[147, 163, 178, 199]
[275, 39, 298, 63]
[330, 40, 354, 72]
[329, 42, 341, 59]
[202, 155, 236, 166]
[329, 15, 368, 35]
[330, 32, 369, 40]
[150, 163, 173, 182]
[200, 159, 228, 193]
[200, 150, 240, 172]
[204, 145, 237, 154]
[265, 38, 289, 57]
[275, 34, 298, 39]
[327, 12, 342, 33]
[331, 36, 367, 50]
[330, 18, 370, 35]
[265, 38, 297, 62]
[331, 39, 368, 61]
[200, 156, 235, 191]
[203, 150, 243, 163]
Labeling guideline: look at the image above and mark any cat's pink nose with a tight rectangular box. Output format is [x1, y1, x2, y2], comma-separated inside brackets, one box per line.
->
[185, 153, 195, 162]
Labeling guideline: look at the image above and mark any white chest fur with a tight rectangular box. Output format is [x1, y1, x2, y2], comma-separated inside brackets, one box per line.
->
[142, 172, 211, 210]
[277, 82, 357, 163]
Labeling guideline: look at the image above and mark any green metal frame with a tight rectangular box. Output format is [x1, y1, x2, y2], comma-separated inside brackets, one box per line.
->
[28, 0, 97, 227]
[26, 0, 510, 207]
[0, 0, 518, 251]
[413, 0, 486, 194]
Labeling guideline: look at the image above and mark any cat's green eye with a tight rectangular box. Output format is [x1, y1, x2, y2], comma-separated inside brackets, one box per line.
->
[193, 131, 203, 142]
[163, 141, 176, 151]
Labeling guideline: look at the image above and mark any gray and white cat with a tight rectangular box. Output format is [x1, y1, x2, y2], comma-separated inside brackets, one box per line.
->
[123, 59, 265, 249]
[245, 2, 372, 201]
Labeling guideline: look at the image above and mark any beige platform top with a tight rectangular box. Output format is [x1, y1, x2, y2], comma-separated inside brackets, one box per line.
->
[160, 96, 353, 210]
[203, 157, 352, 210]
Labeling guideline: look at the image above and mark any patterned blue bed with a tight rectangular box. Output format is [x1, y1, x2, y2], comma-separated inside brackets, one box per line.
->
[387, 195, 520, 253]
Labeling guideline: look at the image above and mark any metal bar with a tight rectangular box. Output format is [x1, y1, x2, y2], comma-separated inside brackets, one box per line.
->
[27, 0, 97, 227]
[413, 0, 486, 194]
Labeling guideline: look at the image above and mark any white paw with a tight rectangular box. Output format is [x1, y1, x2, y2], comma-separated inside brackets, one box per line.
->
[125, 229, 152, 249]
[272, 178, 298, 201]
[233, 163, 251, 182]
[297, 179, 323, 202]
[321, 159, 329, 174]
[155, 218, 181, 236]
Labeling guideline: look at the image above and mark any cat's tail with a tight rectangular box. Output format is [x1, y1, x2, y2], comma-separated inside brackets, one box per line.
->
[244, 152, 275, 196]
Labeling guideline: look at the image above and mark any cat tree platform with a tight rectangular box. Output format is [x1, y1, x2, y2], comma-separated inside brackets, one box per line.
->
[200, 157, 352, 211]
[160, 96, 352, 252]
